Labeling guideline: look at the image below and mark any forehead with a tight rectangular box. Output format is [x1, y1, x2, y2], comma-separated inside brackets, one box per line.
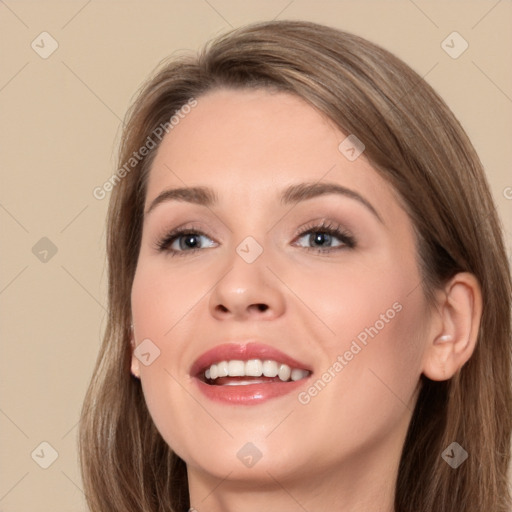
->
[144, 88, 399, 220]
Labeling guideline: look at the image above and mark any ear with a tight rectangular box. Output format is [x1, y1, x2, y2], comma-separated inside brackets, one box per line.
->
[130, 324, 141, 379]
[422, 272, 482, 381]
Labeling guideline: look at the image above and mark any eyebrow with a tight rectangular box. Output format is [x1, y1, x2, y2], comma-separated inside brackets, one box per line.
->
[144, 181, 383, 223]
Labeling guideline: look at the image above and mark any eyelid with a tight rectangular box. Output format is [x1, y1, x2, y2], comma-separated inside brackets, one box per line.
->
[291, 219, 356, 250]
[153, 223, 218, 253]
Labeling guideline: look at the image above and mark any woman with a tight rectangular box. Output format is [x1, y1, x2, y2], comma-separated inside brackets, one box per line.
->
[79, 20, 512, 512]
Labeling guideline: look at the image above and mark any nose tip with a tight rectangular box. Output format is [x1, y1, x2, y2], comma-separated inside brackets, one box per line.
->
[209, 257, 285, 321]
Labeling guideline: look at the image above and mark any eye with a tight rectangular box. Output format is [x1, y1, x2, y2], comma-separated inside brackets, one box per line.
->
[154, 220, 356, 257]
[293, 220, 356, 253]
[155, 228, 216, 255]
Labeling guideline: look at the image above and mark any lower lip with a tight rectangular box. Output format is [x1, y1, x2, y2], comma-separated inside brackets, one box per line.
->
[194, 377, 310, 405]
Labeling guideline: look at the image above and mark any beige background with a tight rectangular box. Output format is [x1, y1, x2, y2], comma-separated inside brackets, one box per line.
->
[1, 1, 511, 510]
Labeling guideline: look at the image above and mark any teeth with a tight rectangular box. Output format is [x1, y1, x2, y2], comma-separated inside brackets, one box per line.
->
[204, 359, 310, 383]
[217, 360, 229, 377]
[291, 368, 309, 381]
[262, 360, 279, 377]
[227, 360, 245, 376]
[278, 364, 291, 381]
[245, 359, 263, 377]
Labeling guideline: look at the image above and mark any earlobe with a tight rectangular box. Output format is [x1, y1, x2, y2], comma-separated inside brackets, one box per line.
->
[131, 355, 141, 379]
[130, 324, 141, 379]
[422, 272, 482, 382]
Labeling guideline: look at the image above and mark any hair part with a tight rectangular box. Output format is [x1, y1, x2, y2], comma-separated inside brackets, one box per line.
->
[79, 20, 512, 512]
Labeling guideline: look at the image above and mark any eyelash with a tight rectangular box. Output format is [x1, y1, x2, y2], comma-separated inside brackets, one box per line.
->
[154, 220, 356, 257]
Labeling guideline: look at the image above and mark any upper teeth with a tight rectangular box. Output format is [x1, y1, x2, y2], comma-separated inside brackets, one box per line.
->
[204, 359, 310, 382]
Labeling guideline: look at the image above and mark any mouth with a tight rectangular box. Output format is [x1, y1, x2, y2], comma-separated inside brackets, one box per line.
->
[191, 342, 313, 405]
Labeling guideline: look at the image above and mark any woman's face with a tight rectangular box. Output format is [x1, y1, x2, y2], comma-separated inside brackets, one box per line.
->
[131, 88, 432, 494]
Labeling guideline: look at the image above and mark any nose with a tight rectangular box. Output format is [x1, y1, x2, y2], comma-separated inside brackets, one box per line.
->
[209, 247, 286, 321]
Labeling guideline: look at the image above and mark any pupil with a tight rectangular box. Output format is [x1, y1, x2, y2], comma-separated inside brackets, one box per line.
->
[312, 232, 330, 246]
[183, 234, 199, 249]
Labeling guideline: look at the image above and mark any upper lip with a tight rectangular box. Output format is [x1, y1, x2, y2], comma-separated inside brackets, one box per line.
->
[190, 341, 313, 377]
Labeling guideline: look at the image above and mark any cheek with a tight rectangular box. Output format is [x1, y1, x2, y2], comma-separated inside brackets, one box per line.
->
[131, 257, 207, 336]
[291, 254, 427, 427]
[290, 294, 426, 470]
[278, 250, 421, 351]
[130, 260, 218, 460]
[342, 298, 425, 449]
[355, 294, 426, 392]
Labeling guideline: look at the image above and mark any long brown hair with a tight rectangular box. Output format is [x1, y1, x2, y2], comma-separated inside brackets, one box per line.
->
[79, 20, 512, 511]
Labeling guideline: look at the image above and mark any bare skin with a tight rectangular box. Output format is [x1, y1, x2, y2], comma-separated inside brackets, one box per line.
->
[130, 88, 482, 511]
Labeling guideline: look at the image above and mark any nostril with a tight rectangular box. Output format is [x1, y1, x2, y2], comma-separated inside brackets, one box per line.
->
[214, 303, 269, 314]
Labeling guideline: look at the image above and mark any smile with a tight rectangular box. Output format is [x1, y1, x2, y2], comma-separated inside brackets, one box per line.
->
[192, 342, 313, 405]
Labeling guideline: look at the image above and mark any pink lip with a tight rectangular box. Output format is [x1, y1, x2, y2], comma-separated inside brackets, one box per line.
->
[190, 342, 313, 406]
